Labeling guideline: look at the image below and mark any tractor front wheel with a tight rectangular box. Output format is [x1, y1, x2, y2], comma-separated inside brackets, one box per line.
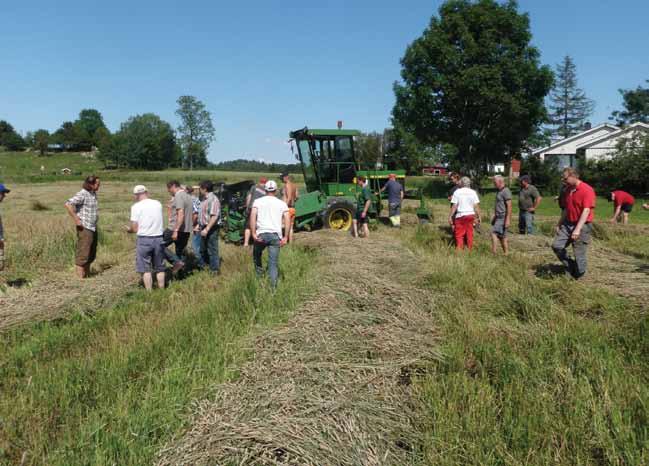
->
[323, 203, 355, 231]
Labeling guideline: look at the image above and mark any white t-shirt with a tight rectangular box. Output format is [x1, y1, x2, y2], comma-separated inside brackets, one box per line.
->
[252, 195, 289, 238]
[130, 198, 164, 237]
[451, 187, 480, 218]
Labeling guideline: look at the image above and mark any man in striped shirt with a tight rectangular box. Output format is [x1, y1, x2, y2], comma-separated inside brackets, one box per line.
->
[64, 175, 100, 278]
[198, 180, 221, 274]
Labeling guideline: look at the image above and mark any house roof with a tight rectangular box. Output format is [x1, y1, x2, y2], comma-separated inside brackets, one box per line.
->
[577, 122, 649, 149]
[532, 123, 619, 155]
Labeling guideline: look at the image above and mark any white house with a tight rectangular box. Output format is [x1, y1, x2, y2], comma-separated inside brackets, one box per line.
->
[577, 122, 649, 161]
[532, 123, 619, 169]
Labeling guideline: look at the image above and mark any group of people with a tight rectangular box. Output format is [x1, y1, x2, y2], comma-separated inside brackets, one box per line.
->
[57, 174, 294, 290]
[446, 168, 648, 279]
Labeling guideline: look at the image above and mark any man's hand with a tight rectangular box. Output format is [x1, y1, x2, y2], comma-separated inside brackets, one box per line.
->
[610, 218, 617, 224]
[0, 239, 5, 249]
[361, 211, 367, 219]
[505, 220, 510, 228]
[528, 208, 535, 213]
[571, 228, 581, 241]
[201, 228, 208, 238]
[172, 230, 178, 241]
[448, 217, 454, 226]
[555, 224, 561, 234]
[124, 225, 132, 233]
[280, 238, 288, 247]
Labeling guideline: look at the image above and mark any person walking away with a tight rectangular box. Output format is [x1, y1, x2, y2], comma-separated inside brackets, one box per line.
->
[608, 190, 635, 224]
[491, 175, 512, 254]
[243, 177, 268, 247]
[163, 181, 193, 273]
[64, 175, 100, 278]
[126, 185, 166, 290]
[380, 174, 404, 228]
[551, 168, 596, 279]
[353, 176, 372, 238]
[447, 173, 461, 201]
[449, 177, 481, 250]
[198, 180, 221, 274]
[250, 180, 290, 288]
[280, 172, 299, 243]
[187, 185, 205, 268]
[0, 183, 10, 271]
[518, 175, 542, 234]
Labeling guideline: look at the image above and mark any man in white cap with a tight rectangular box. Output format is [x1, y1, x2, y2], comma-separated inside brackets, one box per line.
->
[126, 185, 166, 290]
[0, 183, 10, 271]
[250, 180, 290, 288]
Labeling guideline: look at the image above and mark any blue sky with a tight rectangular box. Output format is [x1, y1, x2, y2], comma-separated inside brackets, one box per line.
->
[2, 0, 648, 163]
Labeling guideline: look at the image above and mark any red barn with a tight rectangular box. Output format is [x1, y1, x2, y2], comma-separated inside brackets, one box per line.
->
[422, 165, 449, 177]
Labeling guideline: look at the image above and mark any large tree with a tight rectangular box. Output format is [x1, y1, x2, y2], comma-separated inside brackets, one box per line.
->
[355, 132, 383, 167]
[610, 80, 649, 126]
[33, 129, 50, 156]
[0, 120, 26, 151]
[98, 114, 177, 170]
[393, 0, 553, 177]
[548, 56, 594, 138]
[175, 96, 215, 170]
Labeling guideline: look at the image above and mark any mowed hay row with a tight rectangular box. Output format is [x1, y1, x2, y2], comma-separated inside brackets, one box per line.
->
[158, 232, 442, 465]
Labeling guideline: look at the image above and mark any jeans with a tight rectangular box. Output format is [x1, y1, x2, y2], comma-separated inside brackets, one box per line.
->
[192, 232, 205, 268]
[162, 229, 190, 265]
[519, 211, 535, 234]
[552, 222, 592, 278]
[200, 228, 220, 273]
[253, 232, 281, 288]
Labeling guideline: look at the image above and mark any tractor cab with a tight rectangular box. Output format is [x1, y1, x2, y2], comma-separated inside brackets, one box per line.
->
[290, 127, 360, 198]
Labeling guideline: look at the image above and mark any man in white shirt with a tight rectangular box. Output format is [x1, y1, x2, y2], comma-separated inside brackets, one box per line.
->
[448, 176, 481, 250]
[126, 185, 166, 290]
[250, 180, 290, 288]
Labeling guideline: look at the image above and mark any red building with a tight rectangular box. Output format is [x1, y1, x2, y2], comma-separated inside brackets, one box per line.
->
[422, 165, 449, 177]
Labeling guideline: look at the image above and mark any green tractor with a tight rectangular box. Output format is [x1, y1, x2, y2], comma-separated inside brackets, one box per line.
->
[289, 127, 430, 231]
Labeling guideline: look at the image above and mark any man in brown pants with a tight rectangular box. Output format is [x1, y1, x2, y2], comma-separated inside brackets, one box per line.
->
[65, 175, 101, 278]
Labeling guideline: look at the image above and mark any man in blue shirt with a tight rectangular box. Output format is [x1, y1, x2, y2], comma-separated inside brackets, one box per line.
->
[380, 174, 404, 228]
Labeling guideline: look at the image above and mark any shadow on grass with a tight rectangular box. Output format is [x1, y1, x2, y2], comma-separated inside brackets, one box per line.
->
[534, 263, 567, 279]
[636, 264, 649, 275]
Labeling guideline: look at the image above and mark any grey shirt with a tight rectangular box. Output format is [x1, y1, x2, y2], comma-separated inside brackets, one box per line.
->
[495, 187, 512, 218]
[383, 179, 404, 204]
[519, 184, 540, 211]
[169, 190, 193, 233]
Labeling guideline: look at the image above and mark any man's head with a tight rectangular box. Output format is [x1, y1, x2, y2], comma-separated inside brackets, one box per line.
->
[608, 192, 616, 202]
[561, 168, 580, 187]
[280, 172, 289, 183]
[388, 173, 396, 181]
[133, 185, 148, 202]
[460, 176, 472, 188]
[449, 172, 460, 185]
[258, 177, 268, 187]
[519, 175, 531, 188]
[357, 176, 366, 186]
[199, 180, 214, 196]
[493, 175, 505, 190]
[264, 180, 278, 195]
[83, 175, 100, 192]
[166, 180, 181, 195]
[0, 183, 9, 202]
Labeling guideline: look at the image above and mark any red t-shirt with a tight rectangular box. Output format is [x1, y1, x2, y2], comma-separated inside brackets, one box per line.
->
[613, 190, 635, 208]
[565, 181, 596, 223]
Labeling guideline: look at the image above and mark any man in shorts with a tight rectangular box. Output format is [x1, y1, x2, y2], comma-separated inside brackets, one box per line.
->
[163, 180, 193, 273]
[491, 175, 512, 255]
[380, 174, 404, 228]
[65, 175, 100, 278]
[244, 177, 268, 247]
[608, 190, 635, 224]
[126, 185, 165, 290]
[353, 176, 372, 238]
[280, 172, 299, 243]
[0, 183, 9, 271]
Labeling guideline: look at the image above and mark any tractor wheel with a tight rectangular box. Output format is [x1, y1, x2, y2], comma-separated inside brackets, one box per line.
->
[323, 202, 355, 231]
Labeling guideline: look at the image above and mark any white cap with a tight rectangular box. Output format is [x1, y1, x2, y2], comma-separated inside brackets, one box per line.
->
[133, 185, 147, 194]
[264, 180, 278, 192]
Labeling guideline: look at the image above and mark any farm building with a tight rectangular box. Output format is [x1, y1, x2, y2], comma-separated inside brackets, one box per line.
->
[422, 165, 449, 176]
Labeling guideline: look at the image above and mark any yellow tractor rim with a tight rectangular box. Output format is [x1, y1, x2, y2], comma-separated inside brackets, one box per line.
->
[328, 208, 353, 231]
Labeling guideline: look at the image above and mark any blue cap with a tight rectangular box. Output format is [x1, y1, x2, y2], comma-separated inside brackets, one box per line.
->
[0, 183, 10, 193]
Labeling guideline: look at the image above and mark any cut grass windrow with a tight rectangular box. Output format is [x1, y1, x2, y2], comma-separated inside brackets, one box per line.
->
[0, 244, 317, 465]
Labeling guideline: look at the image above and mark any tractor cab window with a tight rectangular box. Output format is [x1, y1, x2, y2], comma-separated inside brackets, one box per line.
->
[334, 136, 356, 183]
[298, 139, 319, 191]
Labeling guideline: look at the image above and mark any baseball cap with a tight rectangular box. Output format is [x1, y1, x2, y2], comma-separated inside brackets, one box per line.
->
[133, 185, 147, 194]
[264, 180, 278, 192]
[519, 175, 531, 183]
[0, 183, 10, 194]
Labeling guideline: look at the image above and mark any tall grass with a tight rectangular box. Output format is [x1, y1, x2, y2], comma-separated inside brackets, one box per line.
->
[0, 244, 317, 465]
[405, 226, 649, 465]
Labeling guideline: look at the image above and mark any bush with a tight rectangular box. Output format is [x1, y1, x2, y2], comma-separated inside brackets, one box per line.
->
[520, 154, 561, 195]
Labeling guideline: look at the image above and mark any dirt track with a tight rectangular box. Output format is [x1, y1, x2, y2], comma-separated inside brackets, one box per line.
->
[157, 230, 442, 466]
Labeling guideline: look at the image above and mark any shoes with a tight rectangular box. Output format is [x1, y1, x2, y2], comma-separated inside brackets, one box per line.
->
[172, 261, 185, 274]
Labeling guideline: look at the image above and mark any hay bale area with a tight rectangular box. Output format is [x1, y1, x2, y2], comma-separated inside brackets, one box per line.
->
[157, 231, 442, 465]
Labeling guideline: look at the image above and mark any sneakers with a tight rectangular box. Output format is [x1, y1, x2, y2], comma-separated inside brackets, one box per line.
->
[172, 261, 185, 274]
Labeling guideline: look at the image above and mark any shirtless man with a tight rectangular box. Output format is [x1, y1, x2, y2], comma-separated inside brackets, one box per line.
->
[280, 172, 299, 243]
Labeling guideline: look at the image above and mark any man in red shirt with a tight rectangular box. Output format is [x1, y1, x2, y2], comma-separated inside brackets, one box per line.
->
[608, 190, 635, 224]
[551, 168, 596, 279]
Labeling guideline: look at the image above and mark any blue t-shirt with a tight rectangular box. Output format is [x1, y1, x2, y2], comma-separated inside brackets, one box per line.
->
[383, 179, 403, 204]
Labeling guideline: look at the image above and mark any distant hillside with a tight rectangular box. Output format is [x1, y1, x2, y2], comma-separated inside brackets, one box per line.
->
[0, 150, 104, 183]
[211, 159, 301, 174]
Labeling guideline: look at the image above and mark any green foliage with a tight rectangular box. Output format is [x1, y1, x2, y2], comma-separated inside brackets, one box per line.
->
[393, 0, 553, 176]
[76, 108, 108, 147]
[0, 120, 26, 151]
[520, 153, 561, 194]
[355, 132, 382, 167]
[548, 55, 595, 138]
[33, 129, 50, 156]
[175, 95, 216, 170]
[211, 158, 301, 173]
[98, 113, 178, 170]
[611, 80, 649, 126]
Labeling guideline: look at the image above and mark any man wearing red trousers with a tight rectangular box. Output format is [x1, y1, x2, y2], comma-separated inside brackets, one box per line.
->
[449, 176, 481, 250]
